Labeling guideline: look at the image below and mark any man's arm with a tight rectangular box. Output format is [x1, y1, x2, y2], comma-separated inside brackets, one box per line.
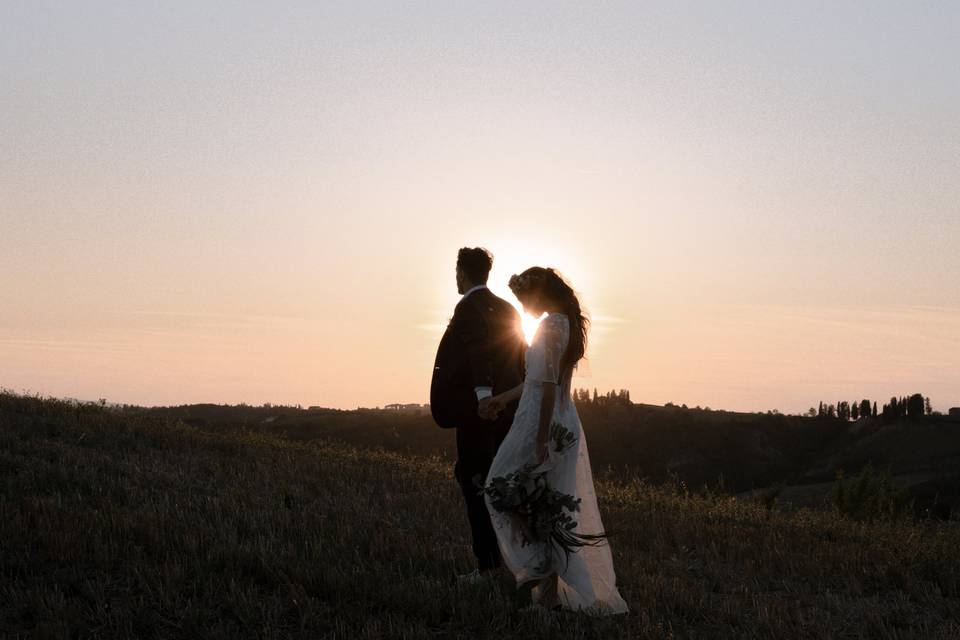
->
[453, 301, 495, 395]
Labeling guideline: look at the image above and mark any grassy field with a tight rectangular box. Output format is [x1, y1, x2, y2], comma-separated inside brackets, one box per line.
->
[145, 400, 960, 518]
[1, 391, 959, 639]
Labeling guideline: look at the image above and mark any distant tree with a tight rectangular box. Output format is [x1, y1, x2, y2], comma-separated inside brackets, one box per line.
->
[827, 404, 836, 418]
[851, 402, 860, 420]
[859, 399, 872, 419]
[925, 396, 932, 415]
[818, 401, 824, 417]
[593, 388, 598, 403]
[907, 393, 925, 419]
[883, 397, 899, 420]
[807, 407, 818, 418]
[872, 401, 878, 418]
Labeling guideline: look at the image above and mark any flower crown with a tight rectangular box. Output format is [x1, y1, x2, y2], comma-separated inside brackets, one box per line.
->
[508, 271, 546, 295]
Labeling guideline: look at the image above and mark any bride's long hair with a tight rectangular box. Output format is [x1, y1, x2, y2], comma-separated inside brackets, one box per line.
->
[510, 266, 589, 385]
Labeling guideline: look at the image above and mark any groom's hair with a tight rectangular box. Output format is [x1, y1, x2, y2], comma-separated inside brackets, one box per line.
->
[456, 247, 493, 284]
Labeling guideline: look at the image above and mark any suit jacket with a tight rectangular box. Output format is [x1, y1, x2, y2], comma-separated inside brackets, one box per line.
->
[430, 287, 525, 477]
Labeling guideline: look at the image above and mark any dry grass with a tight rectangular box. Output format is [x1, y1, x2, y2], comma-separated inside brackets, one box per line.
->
[1, 391, 958, 639]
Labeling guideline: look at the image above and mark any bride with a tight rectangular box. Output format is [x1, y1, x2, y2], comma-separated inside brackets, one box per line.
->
[481, 267, 628, 615]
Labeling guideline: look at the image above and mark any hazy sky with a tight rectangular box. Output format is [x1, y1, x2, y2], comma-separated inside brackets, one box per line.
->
[2, 2, 958, 413]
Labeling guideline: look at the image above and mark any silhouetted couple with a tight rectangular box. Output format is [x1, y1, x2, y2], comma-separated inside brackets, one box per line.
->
[430, 247, 627, 615]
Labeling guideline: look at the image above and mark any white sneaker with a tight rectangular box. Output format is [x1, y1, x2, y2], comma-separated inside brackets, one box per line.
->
[456, 569, 492, 585]
[519, 603, 554, 617]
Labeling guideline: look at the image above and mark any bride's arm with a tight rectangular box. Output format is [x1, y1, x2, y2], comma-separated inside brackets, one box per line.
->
[535, 382, 556, 462]
[479, 382, 524, 419]
[533, 315, 563, 461]
[498, 383, 524, 404]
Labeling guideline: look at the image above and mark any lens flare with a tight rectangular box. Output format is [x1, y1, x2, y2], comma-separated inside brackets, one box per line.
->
[521, 312, 546, 346]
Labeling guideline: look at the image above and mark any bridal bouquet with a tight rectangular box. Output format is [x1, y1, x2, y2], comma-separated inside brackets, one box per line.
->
[482, 422, 609, 573]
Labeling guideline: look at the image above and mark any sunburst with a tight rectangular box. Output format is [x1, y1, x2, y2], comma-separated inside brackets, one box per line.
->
[521, 311, 546, 346]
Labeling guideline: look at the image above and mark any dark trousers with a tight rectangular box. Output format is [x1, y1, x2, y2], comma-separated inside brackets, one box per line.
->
[455, 459, 502, 571]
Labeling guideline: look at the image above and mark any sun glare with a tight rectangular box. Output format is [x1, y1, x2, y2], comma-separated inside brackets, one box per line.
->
[521, 312, 545, 346]
[463, 235, 590, 346]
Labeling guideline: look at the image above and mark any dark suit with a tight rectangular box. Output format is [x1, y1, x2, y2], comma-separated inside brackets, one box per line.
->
[430, 286, 525, 570]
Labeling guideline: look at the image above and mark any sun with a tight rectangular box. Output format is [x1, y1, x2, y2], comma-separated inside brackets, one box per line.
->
[476, 237, 589, 346]
[521, 311, 546, 346]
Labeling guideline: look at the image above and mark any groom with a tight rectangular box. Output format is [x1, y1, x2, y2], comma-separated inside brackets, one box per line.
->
[430, 247, 525, 582]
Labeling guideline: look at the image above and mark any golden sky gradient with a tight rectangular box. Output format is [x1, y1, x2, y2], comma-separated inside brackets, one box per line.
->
[2, 3, 958, 413]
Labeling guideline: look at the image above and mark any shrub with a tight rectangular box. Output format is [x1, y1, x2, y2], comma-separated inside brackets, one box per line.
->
[833, 463, 913, 522]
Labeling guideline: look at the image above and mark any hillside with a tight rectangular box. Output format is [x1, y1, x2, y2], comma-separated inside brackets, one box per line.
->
[146, 400, 960, 518]
[2, 391, 960, 638]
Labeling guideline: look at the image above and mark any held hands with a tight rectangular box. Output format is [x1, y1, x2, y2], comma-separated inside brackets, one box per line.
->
[478, 397, 494, 420]
[478, 394, 507, 421]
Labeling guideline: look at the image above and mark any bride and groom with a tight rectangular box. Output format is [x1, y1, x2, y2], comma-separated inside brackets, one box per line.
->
[430, 247, 628, 616]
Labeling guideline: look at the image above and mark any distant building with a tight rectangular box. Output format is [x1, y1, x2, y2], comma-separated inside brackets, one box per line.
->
[384, 403, 431, 415]
[949, 407, 960, 420]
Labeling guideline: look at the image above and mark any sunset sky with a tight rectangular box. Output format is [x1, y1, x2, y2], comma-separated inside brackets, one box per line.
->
[2, 2, 958, 414]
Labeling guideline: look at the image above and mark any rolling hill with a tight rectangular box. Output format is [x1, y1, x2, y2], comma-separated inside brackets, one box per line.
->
[147, 399, 960, 518]
[1, 390, 959, 638]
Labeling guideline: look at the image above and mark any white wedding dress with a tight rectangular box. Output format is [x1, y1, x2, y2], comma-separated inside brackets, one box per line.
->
[484, 312, 628, 615]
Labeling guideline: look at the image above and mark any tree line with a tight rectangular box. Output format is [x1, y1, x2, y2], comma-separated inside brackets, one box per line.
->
[573, 388, 632, 407]
[812, 393, 934, 421]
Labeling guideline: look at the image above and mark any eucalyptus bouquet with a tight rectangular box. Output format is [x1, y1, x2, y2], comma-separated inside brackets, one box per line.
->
[481, 421, 609, 573]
